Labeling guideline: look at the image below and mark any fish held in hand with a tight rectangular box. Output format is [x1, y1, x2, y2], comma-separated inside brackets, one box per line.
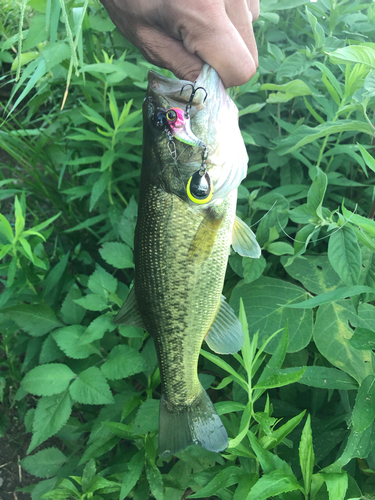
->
[115, 65, 260, 457]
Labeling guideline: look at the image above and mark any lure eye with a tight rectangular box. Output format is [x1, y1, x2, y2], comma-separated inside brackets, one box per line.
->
[166, 109, 177, 122]
[187, 171, 213, 204]
[152, 110, 167, 130]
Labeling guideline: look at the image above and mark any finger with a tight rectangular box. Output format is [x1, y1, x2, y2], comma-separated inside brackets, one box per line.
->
[225, 0, 258, 68]
[136, 25, 204, 82]
[181, 8, 256, 87]
[249, 0, 260, 22]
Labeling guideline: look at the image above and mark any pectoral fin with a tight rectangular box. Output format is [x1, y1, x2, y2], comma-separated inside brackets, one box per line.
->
[205, 296, 244, 354]
[114, 287, 145, 328]
[232, 216, 261, 258]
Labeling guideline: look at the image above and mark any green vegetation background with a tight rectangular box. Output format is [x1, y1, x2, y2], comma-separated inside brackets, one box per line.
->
[1, 0, 375, 498]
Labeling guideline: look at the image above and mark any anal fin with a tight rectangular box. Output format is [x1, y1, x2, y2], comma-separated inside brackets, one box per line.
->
[114, 287, 145, 328]
[232, 215, 261, 258]
[205, 296, 244, 354]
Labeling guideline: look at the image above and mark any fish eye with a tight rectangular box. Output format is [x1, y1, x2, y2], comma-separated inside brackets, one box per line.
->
[152, 110, 167, 130]
[166, 109, 177, 122]
[187, 171, 213, 204]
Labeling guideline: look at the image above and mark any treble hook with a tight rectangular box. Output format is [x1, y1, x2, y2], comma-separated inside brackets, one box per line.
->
[180, 83, 208, 117]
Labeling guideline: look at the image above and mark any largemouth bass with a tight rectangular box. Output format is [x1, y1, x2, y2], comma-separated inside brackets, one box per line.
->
[115, 65, 260, 457]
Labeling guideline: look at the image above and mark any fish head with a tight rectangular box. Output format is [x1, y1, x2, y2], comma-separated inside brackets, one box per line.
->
[143, 65, 248, 206]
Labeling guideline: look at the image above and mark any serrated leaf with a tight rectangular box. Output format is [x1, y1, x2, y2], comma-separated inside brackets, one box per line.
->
[20, 447, 67, 478]
[145, 459, 164, 500]
[99, 242, 134, 269]
[133, 399, 159, 435]
[3, 303, 63, 337]
[74, 294, 109, 311]
[60, 284, 86, 325]
[21, 363, 76, 396]
[79, 315, 116, 345]
[39, 335, 63, 364]
[120, 451, 144, 500]
[246, 469, 303, 500]
[69, 366, 114, 405]
[101, 345, 145, 380]
[28, 391, 73, 453]
[88, 265, 117, 296]
[352, 375, 375, 432]
[186, 465, 243, 498]
[323, 473, 348, 500]
[254, 367, 305, 389]
[53, 325, 98, 359]
[90, 171, 110, 212]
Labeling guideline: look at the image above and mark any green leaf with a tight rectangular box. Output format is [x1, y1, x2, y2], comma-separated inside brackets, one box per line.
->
[0, 213, 14, 242]
[21, 363, 75, 396]
[53, 325, 98, 359]
[238, 102, 266, 116]
[299, 415, 314, 497]
[255, 367, 305, 389]
[284, 285, 375, 309]
[188, 466, 246, 498]
[248, 431, 293, 476]
[79, 314, 116, 345]
[352, 375, 375, 432]
[20, 447, 67, 478]
[28, 391, 73, 453]
[328, 226, 361, 286]
[145, 459, 164, 500]
[200, 350, 248, 392]
[99, 242, 134, 269]
[74, 294, 109, 311]
[266, 242, 294, 255]
[90, 170, 110, 212]
[282, 255, 342, 294]
[60, 284, 86, 325]
[69, 366, 114, 405]
[261, 79, 312, 103]
[298, 366, 358, 390]
[120, 450, 144, 500]
[88, 265, 118, 296]
[64, 214, 107, 233]
[314, 301, 373, 383]
[230, 277, 313, 353]
[357, 143, 375, 173]
[276, 121, 374, 155]
[243, 255, 266, 283]
[39, 335, 63, 364]
[246, 469, 303, 500]
[3, 303, 63, 337]
[328, 45, 375, 68]
[349, 327, 375, 350]
[133, 399, 159, 435]
[306, 167, 327, 219]
[323, 473, 348, 500]
[101, 345, 145, 380]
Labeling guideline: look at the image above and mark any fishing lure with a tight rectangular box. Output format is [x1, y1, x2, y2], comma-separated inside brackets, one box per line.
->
[186, 147, 213, 204]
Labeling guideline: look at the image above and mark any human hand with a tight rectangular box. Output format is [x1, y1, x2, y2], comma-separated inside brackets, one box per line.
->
[100, 0, 259, 88]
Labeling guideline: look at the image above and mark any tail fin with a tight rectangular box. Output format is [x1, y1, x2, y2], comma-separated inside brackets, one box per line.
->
[159, 387, 228, 458]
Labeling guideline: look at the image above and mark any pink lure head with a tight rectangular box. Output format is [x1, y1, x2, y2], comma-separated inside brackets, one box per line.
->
[166, 107, 205, 147]
[165, 108, 185, 132]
